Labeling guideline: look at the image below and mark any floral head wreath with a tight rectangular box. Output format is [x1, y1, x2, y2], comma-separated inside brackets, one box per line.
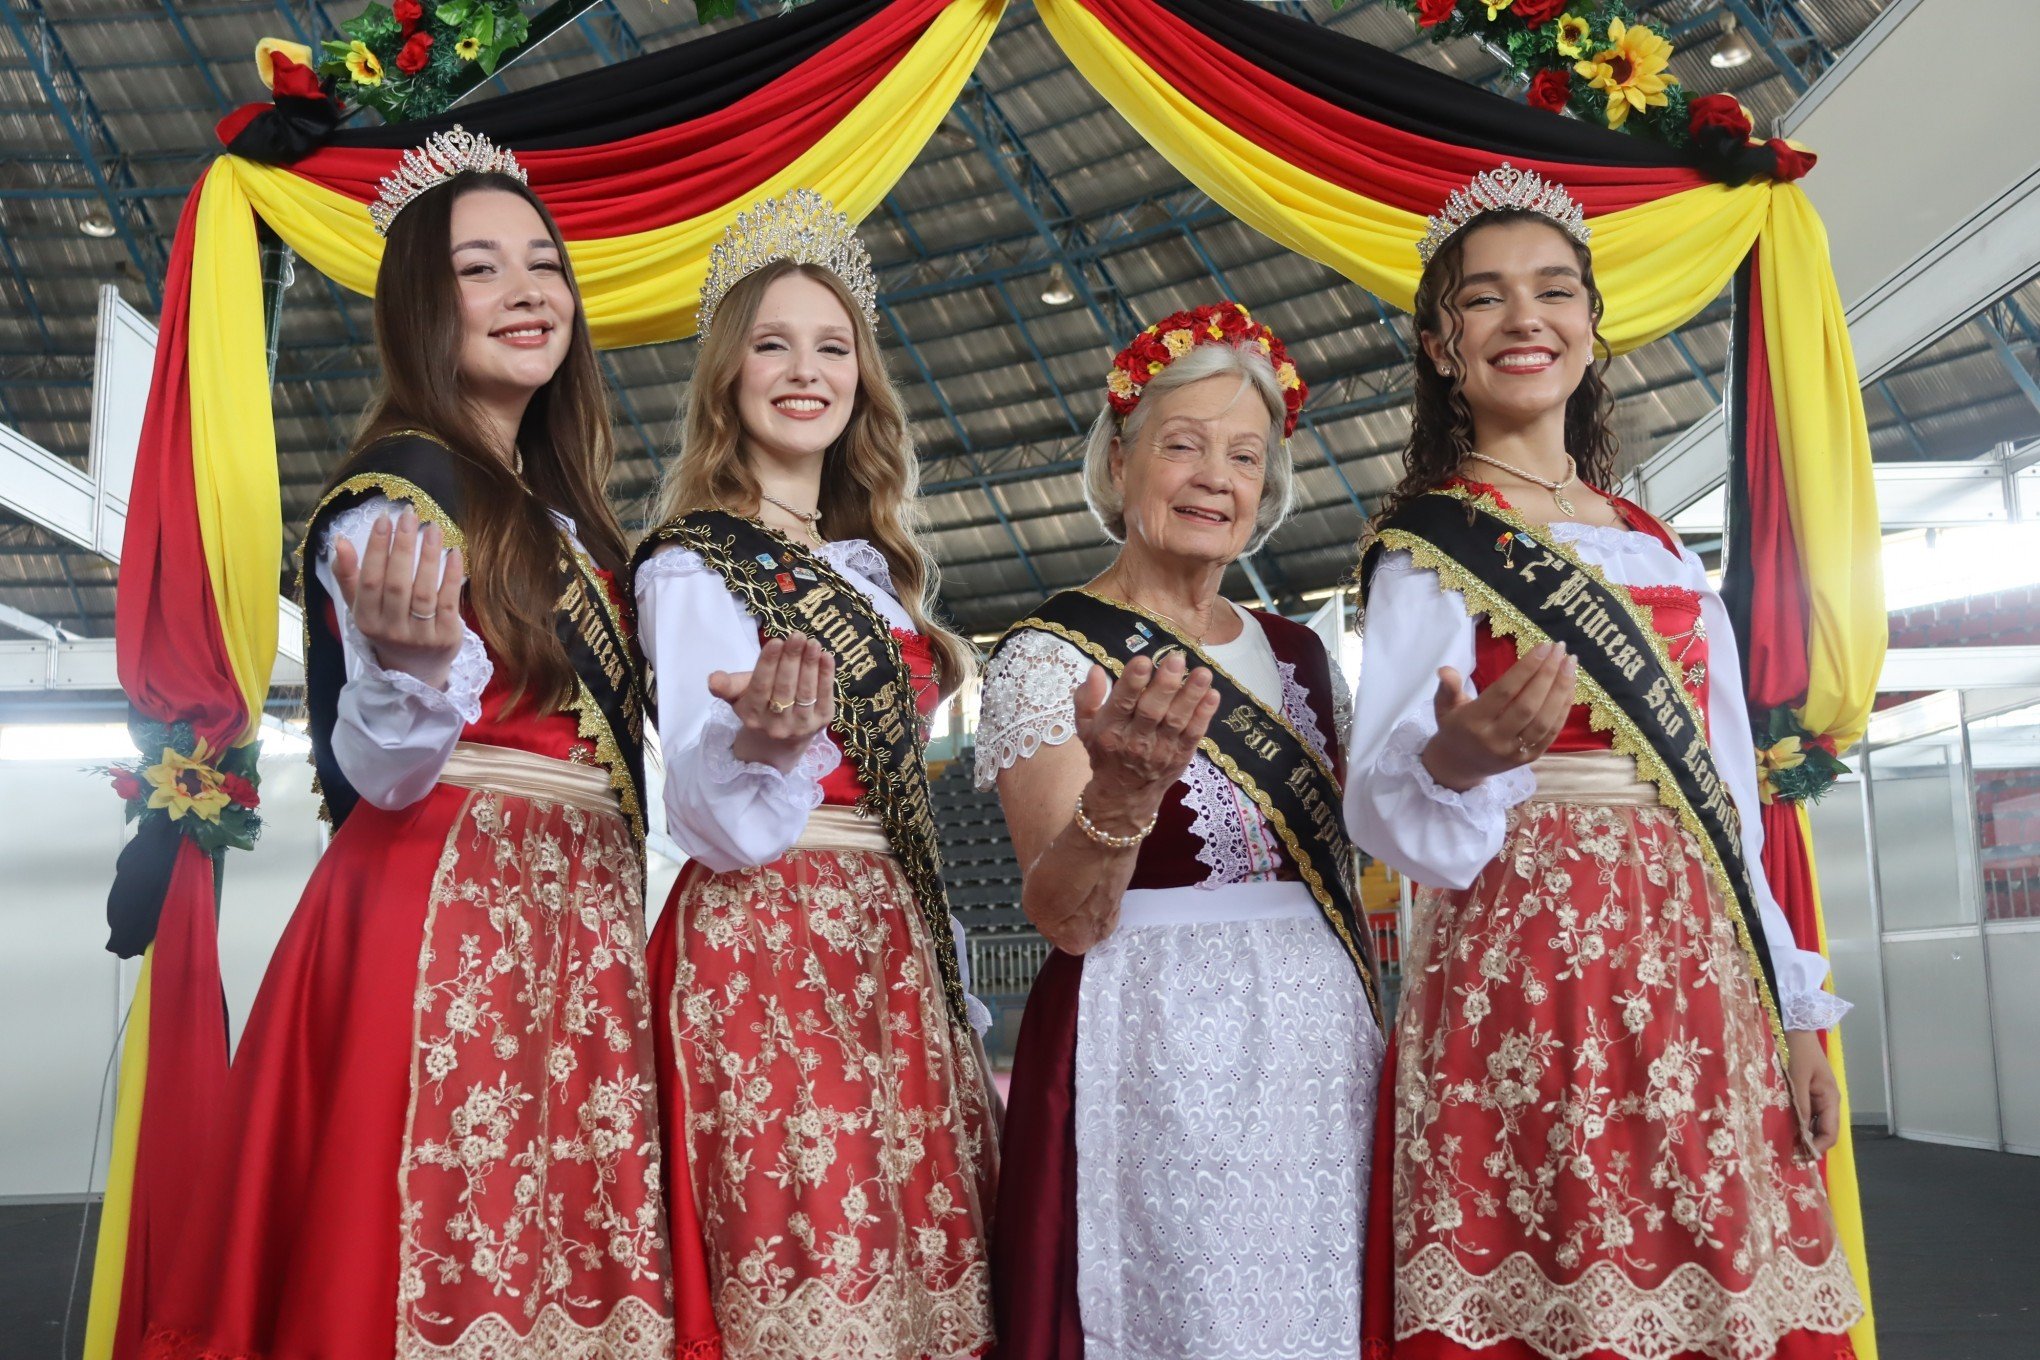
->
[1105, 301, 1307, 438]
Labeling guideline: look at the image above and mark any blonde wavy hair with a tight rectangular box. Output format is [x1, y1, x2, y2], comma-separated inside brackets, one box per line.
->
[650, 259, 973, 694]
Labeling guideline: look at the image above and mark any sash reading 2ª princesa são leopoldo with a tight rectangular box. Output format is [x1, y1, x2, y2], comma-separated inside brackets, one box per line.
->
[997, 589, 1383, 1025]
[1361, 485, 1789, 1069]
[629, 509, 972, 1026]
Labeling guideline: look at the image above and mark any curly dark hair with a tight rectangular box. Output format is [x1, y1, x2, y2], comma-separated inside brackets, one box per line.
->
[1377, 208, 1621, 524]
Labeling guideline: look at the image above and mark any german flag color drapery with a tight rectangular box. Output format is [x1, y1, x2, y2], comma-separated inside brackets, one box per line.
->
[90, 0, 1002, 1354]
[1033, 0, 1881, 1353]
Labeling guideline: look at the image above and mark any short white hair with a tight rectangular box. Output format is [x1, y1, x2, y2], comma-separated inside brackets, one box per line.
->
[1081, 340, 1297, 552]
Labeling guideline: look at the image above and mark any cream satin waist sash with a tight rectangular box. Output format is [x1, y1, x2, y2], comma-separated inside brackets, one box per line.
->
[1527, 749, 1659, 806]
[438, 741, 619, 815]
[792, 804, 895, 855]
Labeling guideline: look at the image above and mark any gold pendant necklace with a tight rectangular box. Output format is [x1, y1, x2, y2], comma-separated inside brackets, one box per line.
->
[1468, 451, 1579, 517]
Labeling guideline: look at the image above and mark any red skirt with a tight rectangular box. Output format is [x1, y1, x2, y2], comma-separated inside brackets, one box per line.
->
[649, 840, 996, 1360]
[144, 783, 713, 1360]
[1362, 780, 1860, 1360]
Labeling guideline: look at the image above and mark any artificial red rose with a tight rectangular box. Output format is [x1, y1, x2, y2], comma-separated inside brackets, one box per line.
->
[1526, 68, 1572, 113]
[1767, 138, 1817, 182]
[1416, 0, 1458, 29]
[395, 31, 432, 75]
[1688, 93, 1753, 141]
[268, 51, 325, 101]
[1514, 0, 1569, 24]
[111, 769, 144, 802]
[221, 773, 260, 809]
[394, 0, 423, 32]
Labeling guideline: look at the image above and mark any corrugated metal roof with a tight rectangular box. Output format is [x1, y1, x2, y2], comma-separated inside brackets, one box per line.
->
[5, 0, 2008, 644]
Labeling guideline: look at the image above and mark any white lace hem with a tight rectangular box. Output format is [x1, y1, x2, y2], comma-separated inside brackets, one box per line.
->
[340, 602, 490, 725]
[698, 698, 840, 809]
[1781, 989, 1853, 1033]
[1379, 717, 1535, 831]
[1396, 1243, 1862, 1360]
[973, 629, 1092, 790]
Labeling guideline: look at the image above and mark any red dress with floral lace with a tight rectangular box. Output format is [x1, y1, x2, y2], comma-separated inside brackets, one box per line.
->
[647, 628, 997, 1360]
[1361, 488, 1860, 1360]
[143, 571, 720, 1360]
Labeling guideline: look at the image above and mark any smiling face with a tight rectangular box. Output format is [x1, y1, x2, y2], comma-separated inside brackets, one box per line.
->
[450, 188, 575, 411]
[1112, 373, 1270, 568]
[1422, 216, 1596, 434]
[734, 270, 859, 468]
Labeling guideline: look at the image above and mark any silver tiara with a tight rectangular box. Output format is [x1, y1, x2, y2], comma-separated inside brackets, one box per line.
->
[1417, 163, 1589, 265]
[369, 125, 527, 236]
[697, 189, 879, 339]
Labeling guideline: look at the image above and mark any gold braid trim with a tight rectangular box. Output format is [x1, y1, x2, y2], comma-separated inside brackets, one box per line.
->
[1000, 611, 1382, 1027]
[557, 539, 646, 839]
[1377, 490, 1789, 1075]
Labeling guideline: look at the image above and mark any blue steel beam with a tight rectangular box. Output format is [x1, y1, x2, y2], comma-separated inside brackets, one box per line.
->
[879, 301, 1050, 593]
[1981, 312, 2040, 421]
[0, 0, 169, 307]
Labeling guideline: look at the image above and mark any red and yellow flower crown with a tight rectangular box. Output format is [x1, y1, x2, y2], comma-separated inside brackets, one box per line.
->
[1105, 301, 1307, 437]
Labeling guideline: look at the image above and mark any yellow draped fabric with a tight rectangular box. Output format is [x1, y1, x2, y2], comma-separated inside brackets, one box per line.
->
[82, 956, 152, 1360]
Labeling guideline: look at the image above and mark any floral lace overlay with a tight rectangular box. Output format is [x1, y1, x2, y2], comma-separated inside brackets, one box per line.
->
[1075, 916, 1385, 1359]
[670, 847, 996, 1360]
[399, 791, 673, 1360]
[1181, 757, 1285, 885]
[972, 628, 1092, 790]
[1391, 797, 1862, 1360]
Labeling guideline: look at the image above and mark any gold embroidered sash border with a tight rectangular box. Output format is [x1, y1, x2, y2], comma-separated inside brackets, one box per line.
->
[1373, 487, 1789, 1072]
[1002, 608, 1380, 1025]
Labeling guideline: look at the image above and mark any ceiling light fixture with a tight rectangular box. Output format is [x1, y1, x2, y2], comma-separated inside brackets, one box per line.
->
[1040, 265, 1076, 307]
[79, 209, 117, 239]
[1709, 17, 1754, 69]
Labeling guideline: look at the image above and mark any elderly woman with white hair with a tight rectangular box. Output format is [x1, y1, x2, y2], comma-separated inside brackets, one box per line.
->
[977, 302, 1387, 1360]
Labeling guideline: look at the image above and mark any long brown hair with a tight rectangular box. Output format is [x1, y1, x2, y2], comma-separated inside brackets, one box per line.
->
[1379, 208, 1621, 522]
[343, 170, 628, 713]
[650, 259, 974, 694]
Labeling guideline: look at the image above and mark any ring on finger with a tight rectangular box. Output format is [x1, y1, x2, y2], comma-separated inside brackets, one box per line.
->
[410, 608, 438, 620]
[768, 698, 794, 714]
[794, 695, 819, 707]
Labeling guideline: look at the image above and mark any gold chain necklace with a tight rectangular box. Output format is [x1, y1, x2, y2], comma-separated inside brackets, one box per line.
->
[1467, 450, 1579, 517]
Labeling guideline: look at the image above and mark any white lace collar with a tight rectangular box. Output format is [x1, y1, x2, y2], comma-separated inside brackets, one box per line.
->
[819, 538, 897, 597]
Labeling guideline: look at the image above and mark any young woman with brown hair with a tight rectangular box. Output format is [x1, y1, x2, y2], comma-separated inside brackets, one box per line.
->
[1349, 166, 1861, 1360]
[630, 190, 995, 1360]
[142, 131, 715, 1360]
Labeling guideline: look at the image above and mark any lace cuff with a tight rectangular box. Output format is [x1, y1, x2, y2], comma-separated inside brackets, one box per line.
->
[697, 699, 840, 810]
[1781, 989, 1853, 1033]
[339, 604, 490, 725]
[1378, 718, 1536, 829]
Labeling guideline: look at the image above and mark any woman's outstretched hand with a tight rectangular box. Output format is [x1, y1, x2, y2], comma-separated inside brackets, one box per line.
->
[1420, 642, 1577, 792]
[1071, 650, 1221, 843]
[710, 633, 836, 774]
[330, 508, 467, 691]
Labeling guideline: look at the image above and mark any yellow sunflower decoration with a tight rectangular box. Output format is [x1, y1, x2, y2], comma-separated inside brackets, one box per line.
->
[1574, 17, 1675, 130]
[144, 739, 232, 823]
[343, 39, 383, 87]
[1554, 14, 1593, 59]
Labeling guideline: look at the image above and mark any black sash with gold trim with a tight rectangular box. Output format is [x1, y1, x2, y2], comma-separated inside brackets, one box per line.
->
[997, 589, 1382, 1024]
[1361, 486, 1787, 1061]
[299, 433, 646, 835]
[629, 510, 970, 1025]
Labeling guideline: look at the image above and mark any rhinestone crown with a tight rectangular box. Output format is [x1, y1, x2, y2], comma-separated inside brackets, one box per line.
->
[1417, 162, 1589, 265]
[697, 189, 878, 339]
[369, 125, 527, 237]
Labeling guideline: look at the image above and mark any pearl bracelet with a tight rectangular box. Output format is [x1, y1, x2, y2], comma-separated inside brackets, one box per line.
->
[1073, 791, 1156, 850]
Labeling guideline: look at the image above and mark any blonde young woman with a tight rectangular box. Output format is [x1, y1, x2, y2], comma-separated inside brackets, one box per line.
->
[630, 191, 996, 1360]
